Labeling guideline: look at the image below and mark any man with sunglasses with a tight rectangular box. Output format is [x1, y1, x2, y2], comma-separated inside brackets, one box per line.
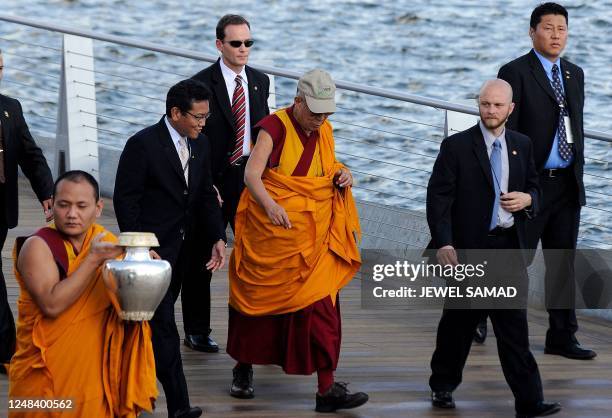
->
[114, 79, 226, 418]
[190, 14, 270, 354]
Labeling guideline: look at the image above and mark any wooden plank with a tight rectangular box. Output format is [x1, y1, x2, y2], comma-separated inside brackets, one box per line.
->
[1, 179, 611, 417]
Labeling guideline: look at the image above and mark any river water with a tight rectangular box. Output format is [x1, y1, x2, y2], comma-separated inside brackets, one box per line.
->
[0, 0, 610, 246]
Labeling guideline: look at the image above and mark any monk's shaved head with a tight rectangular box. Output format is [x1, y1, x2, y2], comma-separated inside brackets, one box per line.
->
[478, 79, 513, 104]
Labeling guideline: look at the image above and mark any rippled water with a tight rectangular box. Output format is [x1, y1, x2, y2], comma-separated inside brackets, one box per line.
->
[0, 0, 610, 246]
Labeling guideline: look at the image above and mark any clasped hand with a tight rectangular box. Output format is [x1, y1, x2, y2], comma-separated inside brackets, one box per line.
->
[500, 191, 531, 212]
[334, 168, 353, 188]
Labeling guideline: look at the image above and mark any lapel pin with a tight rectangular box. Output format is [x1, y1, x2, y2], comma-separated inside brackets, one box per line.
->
[3, 111, 8, 118]
[512, 150, 518, 155]
[254, 86, 258, 91]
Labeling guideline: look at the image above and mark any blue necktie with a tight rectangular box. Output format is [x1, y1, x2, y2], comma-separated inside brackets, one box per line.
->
[490, 139, 502, 230]
[551, 64, 572, 161]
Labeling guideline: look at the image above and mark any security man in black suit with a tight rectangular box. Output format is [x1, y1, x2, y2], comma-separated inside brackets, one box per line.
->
[494, 2, 595, 360]
[114, 79, 226, 418]
[427, 79, 560, 418]
[189, 14, 270, 353]
[0, 50, 53, 371]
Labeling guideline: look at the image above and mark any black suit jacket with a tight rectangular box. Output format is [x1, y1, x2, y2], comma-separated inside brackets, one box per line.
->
[498, 49, 585, 205]
[426, 124, 540, 250]
[191, 59, 270, 187]
[0, 94, 53, 228]
[113, 117, 226, 265]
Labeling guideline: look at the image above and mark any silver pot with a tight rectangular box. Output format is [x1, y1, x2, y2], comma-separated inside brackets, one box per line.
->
[102, 232, 171, 321]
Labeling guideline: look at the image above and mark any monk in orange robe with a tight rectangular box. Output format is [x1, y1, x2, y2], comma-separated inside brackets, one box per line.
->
[227, 69, 368, 413]
[8, 170, 157, 417]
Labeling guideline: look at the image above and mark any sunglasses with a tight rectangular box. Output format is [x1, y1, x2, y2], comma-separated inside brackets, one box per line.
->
[224, 39, 255, 48]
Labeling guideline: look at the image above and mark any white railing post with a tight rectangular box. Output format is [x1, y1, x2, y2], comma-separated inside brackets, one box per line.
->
[267, 74, 276, 111]
[55, 33, 99, 181]
[444, 100, 479, 138]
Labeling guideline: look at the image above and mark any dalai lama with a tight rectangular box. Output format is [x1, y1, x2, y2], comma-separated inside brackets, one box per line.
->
[226, 69, 368, 414]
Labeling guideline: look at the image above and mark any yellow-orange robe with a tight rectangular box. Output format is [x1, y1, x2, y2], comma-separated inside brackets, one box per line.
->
[8, 224, 157, 417]
[229, 106, 361, 316]
[227, 106, 360, 374]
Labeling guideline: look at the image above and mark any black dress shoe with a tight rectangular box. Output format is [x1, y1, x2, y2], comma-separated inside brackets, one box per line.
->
[544, 343, 596, 360]
[315, 382, 368, 413]
[516, 401, 561, 417]
[230, 365, 254, 399]
[174, 406, 203, 418]
[474, 318, 488, 344]
[431, 391, 455, 409]
[184, 334, 219, 353]
[0, 364, 6, 375]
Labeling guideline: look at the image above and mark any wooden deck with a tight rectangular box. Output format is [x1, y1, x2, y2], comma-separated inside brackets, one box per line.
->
[1, 180, 612, 417]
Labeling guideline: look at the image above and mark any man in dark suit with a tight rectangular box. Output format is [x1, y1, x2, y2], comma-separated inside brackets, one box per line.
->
[0, 50, 53, 371]
[189, 14, 270, 353]
[114, 79, 226, 418]
[494, 2, 595, 360]
[427, 79, 560, 418]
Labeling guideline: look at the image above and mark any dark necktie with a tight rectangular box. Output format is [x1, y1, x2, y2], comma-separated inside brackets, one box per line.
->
[489, 139, 502, 230]
[229, 75, 246, 165]
[551, 64, 572, 161]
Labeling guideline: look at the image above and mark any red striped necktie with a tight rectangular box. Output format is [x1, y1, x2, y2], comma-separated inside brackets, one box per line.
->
[230, 74, 246, 165]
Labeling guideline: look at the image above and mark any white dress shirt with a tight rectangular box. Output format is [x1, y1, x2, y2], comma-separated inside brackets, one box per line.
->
[219, 58, 251, 156]
[164, 116, 187, 157]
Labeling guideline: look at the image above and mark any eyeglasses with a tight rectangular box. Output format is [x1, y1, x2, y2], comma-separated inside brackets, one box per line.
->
[300, 99, 333, 119]
[224, 39, 255, 48]
[183, 110, 212, 121]
[307, 110, 332, 120]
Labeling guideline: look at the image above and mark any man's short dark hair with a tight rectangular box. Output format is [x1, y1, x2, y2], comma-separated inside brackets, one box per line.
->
[530, 2, 568, 29]
[216, 14, 250, 41]
[53, 170, 100, 201]
[165, 79, 211, 117]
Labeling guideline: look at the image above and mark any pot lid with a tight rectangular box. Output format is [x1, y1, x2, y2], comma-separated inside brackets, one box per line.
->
[117, 232, 159, 247]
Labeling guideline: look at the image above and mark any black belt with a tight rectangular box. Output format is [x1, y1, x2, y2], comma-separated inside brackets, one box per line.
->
[488, 225, 516, 237]
[541, 167, 572, 178]
[230, 156, 249, 167]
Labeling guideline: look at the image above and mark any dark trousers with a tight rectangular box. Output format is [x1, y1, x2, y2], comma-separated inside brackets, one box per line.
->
[151, 238, 200, 416]
[527, 171, 580, 347]
[220, 161, 246, 233]
[179, 238, 212, 336]
[0, 223, 16, 363]
[430, 232, 544, 412]
[180, 160, 246, 337]
[179, 161, 245, 337]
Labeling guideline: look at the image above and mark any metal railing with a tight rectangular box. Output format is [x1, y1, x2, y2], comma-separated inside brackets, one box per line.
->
[0, 13, 610, 249]
[2, 13, 610, 142]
